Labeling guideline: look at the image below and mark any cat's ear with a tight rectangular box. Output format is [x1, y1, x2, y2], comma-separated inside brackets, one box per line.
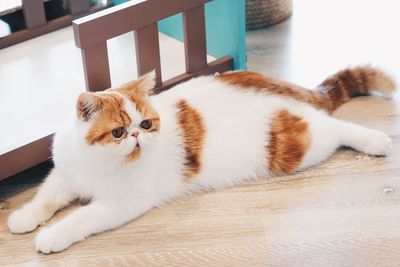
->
[76, 92, 102, 121]
[125, 70, 156, 96]
[137, 70, 156, 95]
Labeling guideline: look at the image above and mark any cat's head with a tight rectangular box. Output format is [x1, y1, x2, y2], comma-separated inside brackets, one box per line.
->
[75, 72, 159, 162]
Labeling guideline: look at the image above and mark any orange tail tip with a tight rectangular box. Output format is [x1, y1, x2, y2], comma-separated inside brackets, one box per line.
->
[319, 66, 396, 111]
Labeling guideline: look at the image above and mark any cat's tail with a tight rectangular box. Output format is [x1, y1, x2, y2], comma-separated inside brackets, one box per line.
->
[317, 66, 396, 112]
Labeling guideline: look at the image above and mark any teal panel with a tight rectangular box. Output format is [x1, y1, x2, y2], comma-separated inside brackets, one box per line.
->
[111, 0, 246, 69]
[111, 0, 128, 4]
[158, 0, 246, 70]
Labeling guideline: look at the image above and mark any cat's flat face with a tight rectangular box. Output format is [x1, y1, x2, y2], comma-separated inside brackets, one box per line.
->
[76, 72, 159, 162]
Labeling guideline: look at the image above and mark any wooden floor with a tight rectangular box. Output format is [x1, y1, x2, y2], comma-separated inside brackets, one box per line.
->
[1, 0, 400, 266]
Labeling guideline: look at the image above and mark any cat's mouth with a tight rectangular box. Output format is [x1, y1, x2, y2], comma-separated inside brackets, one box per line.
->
[135, 142, 141, 150]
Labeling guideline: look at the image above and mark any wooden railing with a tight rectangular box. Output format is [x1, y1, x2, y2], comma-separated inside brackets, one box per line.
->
[72, 0, 233, 93]
[0, 0, 109, 49]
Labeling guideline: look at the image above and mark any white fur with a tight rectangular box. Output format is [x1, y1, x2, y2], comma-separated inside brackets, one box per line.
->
[8, 75, 392, 253]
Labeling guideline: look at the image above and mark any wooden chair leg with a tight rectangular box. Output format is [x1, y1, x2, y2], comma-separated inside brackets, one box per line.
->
[81, 42, 111, 92]
[22, 0, 46, 29]
[134, 23, 162, 87]
[69, 0, 90, 15]
[183, 5, 207, 73]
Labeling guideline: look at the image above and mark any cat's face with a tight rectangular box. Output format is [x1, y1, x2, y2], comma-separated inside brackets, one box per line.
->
[75, 72, 160, 162]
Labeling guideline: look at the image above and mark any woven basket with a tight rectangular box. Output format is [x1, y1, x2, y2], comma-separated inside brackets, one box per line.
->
[246, 0, 292, 30]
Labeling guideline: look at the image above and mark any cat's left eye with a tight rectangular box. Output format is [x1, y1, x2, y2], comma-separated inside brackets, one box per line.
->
[111, 127, 126, 138]
[140, 120, 152, 130]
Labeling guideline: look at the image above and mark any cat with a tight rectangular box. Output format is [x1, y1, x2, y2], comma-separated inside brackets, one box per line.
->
[8, 66, 395, 253]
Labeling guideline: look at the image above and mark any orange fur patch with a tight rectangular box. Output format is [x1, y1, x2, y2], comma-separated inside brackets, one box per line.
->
[125, 147, 141, 162]
[217, 71, 329, 110]
[319, 66, 396, 110]
[81, 75, 161, 147]
[84, 93, 132, 145]
[267, 110, 310, 175]
[115, 80, 160, 132]
[176, 100, 205, 181]
[218, 67, 396, 113]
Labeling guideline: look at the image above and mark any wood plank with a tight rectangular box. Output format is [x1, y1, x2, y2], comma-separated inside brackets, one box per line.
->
[81, 42, 111, 92]
[22, 0, 46, 29]
[134, 23, 162, 86]
[0, 135, 52, 181]
[68, 0, 90, 15]
[183, 5, 207, 73]
[73, 0, 211, 49]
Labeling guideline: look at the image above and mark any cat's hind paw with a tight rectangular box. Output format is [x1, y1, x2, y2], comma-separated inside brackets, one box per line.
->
[360, 130, 392, 156]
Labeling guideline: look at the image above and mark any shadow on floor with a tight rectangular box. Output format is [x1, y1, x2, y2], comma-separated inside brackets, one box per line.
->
[0, 161, 52, 200]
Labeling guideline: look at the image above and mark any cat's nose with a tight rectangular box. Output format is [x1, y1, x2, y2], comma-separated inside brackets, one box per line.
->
[132, 131, 139, 138]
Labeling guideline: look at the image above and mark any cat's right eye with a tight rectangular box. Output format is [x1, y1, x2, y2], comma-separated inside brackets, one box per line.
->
[111, 127, 126, 138]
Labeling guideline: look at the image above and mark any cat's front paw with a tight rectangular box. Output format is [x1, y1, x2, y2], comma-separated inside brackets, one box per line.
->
[362, 130, 392, 156]
[8, 208, 39, 234]
[35, 227, 80, 254]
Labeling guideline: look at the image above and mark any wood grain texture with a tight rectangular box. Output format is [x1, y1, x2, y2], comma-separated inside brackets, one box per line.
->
[183, 5, 207, 73]
[2, 0, 400, 265]
[134, 23, 162, 86]
[22, 0, 46, 29]
[81, 41, 111, 92]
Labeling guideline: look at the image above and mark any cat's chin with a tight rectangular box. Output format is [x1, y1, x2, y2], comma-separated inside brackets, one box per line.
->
[130, 141, 141, 154]
[131, 145, 140, 154]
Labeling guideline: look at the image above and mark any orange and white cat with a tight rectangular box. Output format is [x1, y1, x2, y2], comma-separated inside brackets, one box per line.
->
[8, 66, 395, 253]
